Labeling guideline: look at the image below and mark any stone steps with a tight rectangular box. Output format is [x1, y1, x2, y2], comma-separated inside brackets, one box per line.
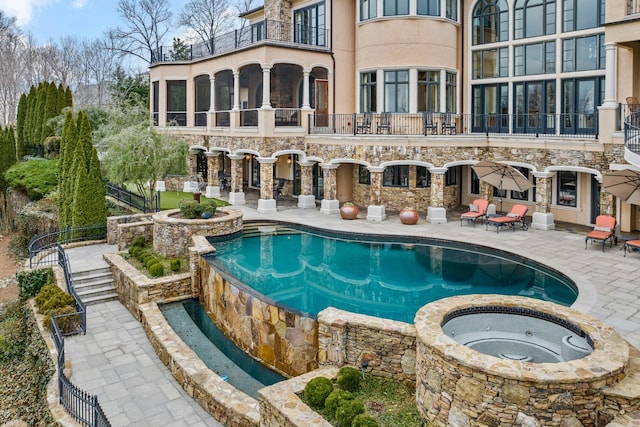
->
[72, 267, 118, 305]
[605, 346, 640, 425]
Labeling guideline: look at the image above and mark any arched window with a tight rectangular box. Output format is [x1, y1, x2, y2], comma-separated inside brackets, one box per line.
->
[472, 0, 508, 45]
[514, 0, 556, 39]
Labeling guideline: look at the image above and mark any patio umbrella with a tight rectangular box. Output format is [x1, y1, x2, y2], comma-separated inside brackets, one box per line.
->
[472, 160, 533, 211]
[603, 169, 640, 205]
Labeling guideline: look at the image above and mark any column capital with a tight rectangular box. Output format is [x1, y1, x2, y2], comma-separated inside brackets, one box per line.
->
[367, 166, 385, 173]
[532, 171, 553, 179]
[298, 160, 315, 167]
[430, 168, 447, 175]
[205, 151, 221, 157]
[228, 154, 245, 161]
[257, 157, 276, 164]
[261, 64, 272, 71]
[320, 163, 339, 170]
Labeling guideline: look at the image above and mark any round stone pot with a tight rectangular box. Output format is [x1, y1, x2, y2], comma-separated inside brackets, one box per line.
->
[399, 208, 419, 225]
[340, 204, 359, 220]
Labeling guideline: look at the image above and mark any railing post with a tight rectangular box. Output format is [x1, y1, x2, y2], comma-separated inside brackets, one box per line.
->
[353, 113, 357, 136]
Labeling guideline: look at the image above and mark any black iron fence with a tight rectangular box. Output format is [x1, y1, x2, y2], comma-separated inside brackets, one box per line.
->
[625, 113, 640, 154]
[151, 19, 329, 64]
[308, 112, 599, 138]
[29, 225, 107, 269]
[106, 182, 159, 213]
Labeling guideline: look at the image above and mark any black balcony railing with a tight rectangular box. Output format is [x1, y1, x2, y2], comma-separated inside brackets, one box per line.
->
[194, 112, 207, 127]
[629, 0, 640, 15]
[309, 112, 599, 138]
[151, 20, 330, 64]
[625, 113, 640, 154]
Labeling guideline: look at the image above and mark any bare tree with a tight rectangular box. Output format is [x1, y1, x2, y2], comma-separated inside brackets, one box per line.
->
[78, 38, 118, 106]
[178, 0, 235, 54]
[51, 36, 82, 88]
[0, 13, 23, 125]
[108, 0, 173, 64]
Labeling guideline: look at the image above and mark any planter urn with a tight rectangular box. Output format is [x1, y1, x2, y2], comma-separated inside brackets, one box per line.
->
[399, 208, 419, 225]
[340, 203, 359, 220]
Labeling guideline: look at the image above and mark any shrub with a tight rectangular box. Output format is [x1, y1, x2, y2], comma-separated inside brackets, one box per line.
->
[170, 258, 181, 272]
[0, 302, 26, 362]
[17, 269, 53, 298]
[129, 246, 142, 258]
[149, 263, 164, 277]
[137, 250, 151, 263]
[39, 292, 75, 315]
[145, 257, 159, 269]
[337, 366, 362, 392]
[335, 399, 365, 427]
[43, 305, 80, 332]
[34, 284, 60, 311]
[4, 159, 59, 200]
[178, 199, 200, 219]
[132, 236, 147, 248]
[304, 377, 334, 409]
[325, 389, 354, 415]
[351, 414, 379, 427]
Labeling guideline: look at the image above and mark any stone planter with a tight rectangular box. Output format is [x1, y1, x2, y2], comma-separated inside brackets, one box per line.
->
[399, 208, 419, 225]
[339, 203, 359, 220]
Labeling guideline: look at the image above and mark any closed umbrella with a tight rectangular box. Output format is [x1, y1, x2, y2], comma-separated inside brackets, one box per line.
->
[603, 169, 640, 205]
[471, 160, 533, 212]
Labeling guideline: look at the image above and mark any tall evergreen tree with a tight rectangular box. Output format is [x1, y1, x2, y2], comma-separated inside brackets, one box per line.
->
[41, 82, 58, 143]
[33, 82, 47, 146]
[57, 83, 67, 115]
[15, 93, 26, 159]
[58, 111, 78, 229]
[65, 86, 73, 109]
[25, 86, 37, 147]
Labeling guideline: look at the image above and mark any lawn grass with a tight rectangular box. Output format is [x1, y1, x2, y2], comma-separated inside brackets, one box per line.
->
[144, 190, 230, 210]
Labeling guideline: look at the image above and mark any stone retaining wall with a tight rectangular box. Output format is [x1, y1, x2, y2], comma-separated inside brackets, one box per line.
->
[104, 252, 193, 321]
[152, 208, 243, 257]
[317, 307, 417, 382]
[139, 303, 260, 427]
[106, 213, 154, 245]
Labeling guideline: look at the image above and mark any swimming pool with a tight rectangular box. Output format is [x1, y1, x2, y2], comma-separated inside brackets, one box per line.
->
[205, 221, 578, 323]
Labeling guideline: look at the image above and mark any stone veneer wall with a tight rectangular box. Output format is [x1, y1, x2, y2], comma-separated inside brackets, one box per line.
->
[198, 261, 318, 377]
[104, 252, 194, 321]
[106, 213, 154, 245]
[152, 208, 243, 257]
[139, 303, 260, 427]
[317, 307, 417, 382]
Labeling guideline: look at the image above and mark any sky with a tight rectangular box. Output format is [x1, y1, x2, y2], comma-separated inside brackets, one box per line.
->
[0, 0, 187, 43]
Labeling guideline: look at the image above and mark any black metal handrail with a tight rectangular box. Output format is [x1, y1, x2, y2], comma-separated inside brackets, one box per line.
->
[29, 225, 107, 268]
[624, 112, 640, 154]
[51, 315, 110, 426]
[106, 182, 159, 213]
[151, 19, 329, 64]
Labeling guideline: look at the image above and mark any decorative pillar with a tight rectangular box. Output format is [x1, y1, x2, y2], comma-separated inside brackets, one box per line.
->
[297, 160, 316, 209]
[600, 187, 615, 217]
[320, 164, 339, 214]
[233, 71, 241, 110]
[204, 151, 221, 198]
[208, 74, 216, 128]
[603, 43, 618, 108]
[257, 157, 277, 213]
[227, 154, 245, 205]
[302, 71, 311, 109]
[479, 182, 496, 216]
[262, 65, 272, 108]
[367, 167, 386, 221]
[427, 168, 447, 223]
[531, 172, 555, 230]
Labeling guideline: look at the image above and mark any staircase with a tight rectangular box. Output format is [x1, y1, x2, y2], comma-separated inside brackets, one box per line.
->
[73, 267, 118, 305]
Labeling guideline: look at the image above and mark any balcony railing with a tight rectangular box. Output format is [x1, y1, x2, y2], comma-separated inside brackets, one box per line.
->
[151, 20, 329, 64]
[629, 0, 640, 15]
[309, 113, 598, 138]
[625, 113, 640, 154]
[275, 108, 301, 127]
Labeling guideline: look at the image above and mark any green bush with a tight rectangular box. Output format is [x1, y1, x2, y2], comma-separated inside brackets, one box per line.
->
[132, 236, 147, 248]
[4, 159, 59, 200]
[149, 263, 164, 277]
[178, 198, 218, 219]
[351, 414, 379, 427]
[39, 292, 75, 315]
[137, 250, 151, 263]
[17, 269, 53, 298]
[335, 399, 365, 427]
[304, 377, 334, 409]
[325, 389, 354, 415]
[0, 302, 26, 362]
[34, 284, 60, 311]
[337, 366, 362, 392]
[129, 246, 142, 258]
[43, 305, 80, 332]
[170, 258, 181, 272]
[145, 257, 159, 269]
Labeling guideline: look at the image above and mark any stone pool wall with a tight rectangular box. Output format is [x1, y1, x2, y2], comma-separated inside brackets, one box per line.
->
[104, 252, 194, 320]
[153, 208, 243, 257]
[317, 307, 417, 382]
[198, 260, 318, 377]
[106, 213, 154, 246]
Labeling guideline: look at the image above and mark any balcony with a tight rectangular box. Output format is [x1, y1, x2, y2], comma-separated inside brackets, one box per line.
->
[151, 20, 330, 64]
[624, 111, 640, 167]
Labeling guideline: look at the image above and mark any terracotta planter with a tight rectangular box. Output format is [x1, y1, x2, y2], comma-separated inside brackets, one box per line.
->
[399, 208, 419, 225]
[340, 204, 359, 220]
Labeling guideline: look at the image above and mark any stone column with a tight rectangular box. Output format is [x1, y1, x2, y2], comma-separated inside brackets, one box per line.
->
[600, 188, 615, 217]
[204, 151, 221, 198]
[599, 42, 619, 142]
[262, 65, 272, 108]
[531, 172, 555, 230]
[320, 164, 339, 215]
[302, 71, 311, 109]
[427, 168, 447, 223]
[233, 71, 241, 110]
[297, 160, 316, 209]
[227, 154, 245, 205]
[257, 157, 277, 213]
[208, 74, 216, 128]
[367, 167, 386, 221]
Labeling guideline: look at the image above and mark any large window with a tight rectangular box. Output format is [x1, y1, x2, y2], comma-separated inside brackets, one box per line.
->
[514, 42, 555, 76]
[446, 0, 458, 20]
[383, 165, 409, 186]
[359, 165, 371, 185]
[446, 72, 457, 113]
[561, 77, 603, 134]
[511, 167, 532, 200]
[417, 0, 439, 16]
[472, 0, 508, 45]
[514, 0, 556, 39]
[152, 81, 159, 126]
[384, 0, 409, 16]
[418, 71, 439, 112]
[384, 70, 409, 113]
[514, 80, 556, 134]
[563, 0, 605, 32]
[360, 72, 377, 113]
[562, 35, 605, 72]
[557, 170, 577, 207]
[472, 84, 508, 131]
[194, 75, 210, 127]
[416, 166, 431, 187]
[294, 2, 326, 46]
[166, 80, 186, 126]
[251, 21, 265, 42]
[472, 48, 508, 79]
[445, 166, 458, 186]
[470, 170, 480, 194]
[360, 0, 377, 20]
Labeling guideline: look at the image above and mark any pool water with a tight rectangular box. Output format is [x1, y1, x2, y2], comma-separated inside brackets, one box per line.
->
[206, 222, 578, 324]
[160, 298, 285, 398]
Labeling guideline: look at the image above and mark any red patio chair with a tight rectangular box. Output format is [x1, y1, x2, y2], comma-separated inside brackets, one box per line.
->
[585, 215, 617, 252]
[460, 199, 489, 228]
[486, 204, 529, 233]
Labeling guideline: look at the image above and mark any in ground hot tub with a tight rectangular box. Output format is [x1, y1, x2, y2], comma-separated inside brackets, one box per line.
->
[441, 306, 593, 363]
[414, 295, 629, 426]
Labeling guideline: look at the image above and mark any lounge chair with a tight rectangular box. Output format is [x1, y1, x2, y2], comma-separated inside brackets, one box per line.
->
[623, 239, 640, 257]
[585, 215, 617, 252]
[486, 204, 528, 233]
[460, 199, 489, 228]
